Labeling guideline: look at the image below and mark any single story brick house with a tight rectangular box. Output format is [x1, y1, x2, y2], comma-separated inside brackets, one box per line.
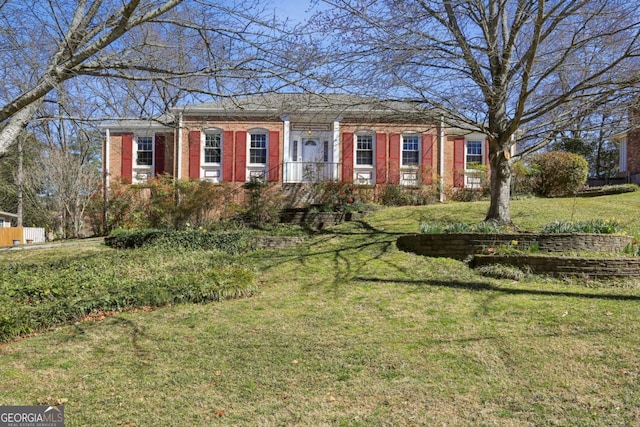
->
[101, 94, 506, 201]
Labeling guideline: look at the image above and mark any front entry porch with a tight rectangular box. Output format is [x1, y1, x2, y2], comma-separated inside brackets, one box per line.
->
[283, 128, 339, 183]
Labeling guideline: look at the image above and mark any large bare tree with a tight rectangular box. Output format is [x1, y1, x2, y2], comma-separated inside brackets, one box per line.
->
[0, 0, 306, 152]
[0, 0, 309, 233]
[311, 0, 640, 223]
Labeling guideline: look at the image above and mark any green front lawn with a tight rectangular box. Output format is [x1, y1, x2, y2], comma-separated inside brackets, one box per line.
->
[1, 193, 639, 425]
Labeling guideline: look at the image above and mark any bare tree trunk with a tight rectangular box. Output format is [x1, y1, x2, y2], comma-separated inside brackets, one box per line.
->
[485, 149, 512, 224]
[16, 134, 24, 227]
[0, 103, 40, 157]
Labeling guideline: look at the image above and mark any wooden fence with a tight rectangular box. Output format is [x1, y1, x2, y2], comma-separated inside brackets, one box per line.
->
[0, 227, 24, 247]
[0, 227, 46, 247]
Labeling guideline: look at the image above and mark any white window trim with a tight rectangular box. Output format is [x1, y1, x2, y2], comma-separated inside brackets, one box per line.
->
[401, 132, 421, 168]
[464, 134, 486, 189]
[202, 129, 223, 166]
[354, 131, 375, 168]
[464, 136, 486, 171]
[247, 129, 269, 167]
[134, 134, 154, 170]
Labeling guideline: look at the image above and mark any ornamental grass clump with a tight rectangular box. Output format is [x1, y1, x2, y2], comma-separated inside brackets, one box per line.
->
[420, 221, 506, 234]
[476, 264, 525, 281]
[542, 218, 621, 234]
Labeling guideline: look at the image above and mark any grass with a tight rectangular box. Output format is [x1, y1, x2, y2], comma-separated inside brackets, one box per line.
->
[1, 193, 640, 425]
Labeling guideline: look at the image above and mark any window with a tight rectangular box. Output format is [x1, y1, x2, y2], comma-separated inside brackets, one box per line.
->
[356, 134, 373, 165]
[466, 140, 483, 167]
[204, 132, 221, 164]
[0, 218, 4, 227]
[136, 136, 153, 166]
[323, 140, 329, 162]
[402, 134, 420, 166]
[250, 133, 267, 164]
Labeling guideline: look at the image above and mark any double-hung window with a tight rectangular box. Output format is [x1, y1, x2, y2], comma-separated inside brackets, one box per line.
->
[466, 141, 483, 167]
[250, 133, 267, 164]
[465, 139, 485, 188]
[136, 136, 153, 166]
[204, 132, 221, 164]
[356, 134, 373, 165]
[402, 134, 420, 166]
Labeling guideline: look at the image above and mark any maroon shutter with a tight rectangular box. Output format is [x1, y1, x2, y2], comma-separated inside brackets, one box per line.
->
[454, 137, 465, 188]
[121, 133, 133, 183]
[342, 132, 354, 183]
[235, 131, 247, 182]
[268, 130, 280, 182]
[189, 130, 201, 180]
[422, 133, 433, 184]
[389, 133, 400, 184]
[154, 134, 166, 176]
[222, 130, 234, 182]
[375, 133, 387, 184]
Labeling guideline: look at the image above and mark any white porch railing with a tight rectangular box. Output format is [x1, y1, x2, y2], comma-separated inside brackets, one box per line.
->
[283, 162, 340, 183]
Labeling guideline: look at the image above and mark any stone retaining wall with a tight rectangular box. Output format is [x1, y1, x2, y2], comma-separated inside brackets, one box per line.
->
[280, 210, 346, 230]
[396, 233, 633, 260]
[280, 209, 367, 230]
[473, 254, 640, 278]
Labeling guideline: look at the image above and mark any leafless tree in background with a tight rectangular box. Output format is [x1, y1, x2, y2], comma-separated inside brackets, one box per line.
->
[310, 0, 640, 223]
[0, 0, 310, 231]
[0, 0, 307, 151]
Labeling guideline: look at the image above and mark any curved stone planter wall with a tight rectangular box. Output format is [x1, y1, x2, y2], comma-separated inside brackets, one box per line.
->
[397, 232, 636, 278]
[396, 233, 633, 260]
[472, 254, 640, 278]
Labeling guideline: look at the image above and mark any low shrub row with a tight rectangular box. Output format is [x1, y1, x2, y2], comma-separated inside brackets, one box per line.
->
[541, 218, 621, 234]
[420, 218, 623, 235]
[0, 249, 257, 343]
[105, 228, 257, 253]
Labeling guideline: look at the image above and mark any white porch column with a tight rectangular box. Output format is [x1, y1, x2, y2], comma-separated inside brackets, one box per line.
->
[282, 116, 290, 162]
[104, 128, 110, 192]
[104, 128, 110, 226]
[282, 116, 290, 182]
[620, 138, 628, 173]
[333, 117, 341, 180]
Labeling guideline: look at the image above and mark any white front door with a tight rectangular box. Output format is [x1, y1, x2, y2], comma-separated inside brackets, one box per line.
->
[302, 138, 323, 163]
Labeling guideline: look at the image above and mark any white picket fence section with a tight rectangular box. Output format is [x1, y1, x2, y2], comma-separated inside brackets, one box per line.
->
[23, 227, 46, 244]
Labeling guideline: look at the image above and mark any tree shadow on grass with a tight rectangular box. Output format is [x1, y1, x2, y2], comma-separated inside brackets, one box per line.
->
[353, 276, 640, 302]
[253, 217, 640, 303]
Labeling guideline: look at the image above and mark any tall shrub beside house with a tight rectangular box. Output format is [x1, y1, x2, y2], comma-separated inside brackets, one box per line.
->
[107, 176, 236, 231]
[531, 151, 589, 197]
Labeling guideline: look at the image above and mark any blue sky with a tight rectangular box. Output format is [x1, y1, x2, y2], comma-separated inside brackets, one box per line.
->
[271, 0, 320, 23]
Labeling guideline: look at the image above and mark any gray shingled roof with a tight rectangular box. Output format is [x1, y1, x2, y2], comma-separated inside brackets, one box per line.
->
[99, 114, 175, 131]
[174, 93, 439, 122]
